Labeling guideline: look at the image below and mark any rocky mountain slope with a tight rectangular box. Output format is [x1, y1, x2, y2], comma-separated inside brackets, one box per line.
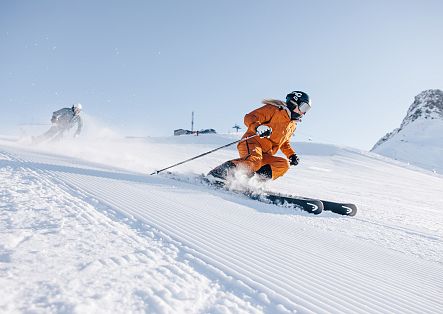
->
[372, 89, 443, 173]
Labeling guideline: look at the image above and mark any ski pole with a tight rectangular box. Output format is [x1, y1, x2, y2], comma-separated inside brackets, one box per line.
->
[150, 134, 258, 175]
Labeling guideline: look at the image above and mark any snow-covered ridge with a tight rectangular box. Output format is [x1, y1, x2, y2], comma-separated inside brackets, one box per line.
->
[371, 89, 443, 173]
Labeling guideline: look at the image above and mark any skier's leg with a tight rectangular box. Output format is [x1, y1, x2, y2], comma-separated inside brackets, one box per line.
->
[207, 139, 264, 180]
[207, 160, 237, 180]
[255, 164, 273, 180]
[232, 140, 264, 172]
[260, 154, 290, 180]
[33, 126, 59, 144]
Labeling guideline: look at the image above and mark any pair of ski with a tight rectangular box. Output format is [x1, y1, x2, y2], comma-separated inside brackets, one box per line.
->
[164, 172, 357, 216]
[251, 193, 357, 216]
[204, 177, 357, 216]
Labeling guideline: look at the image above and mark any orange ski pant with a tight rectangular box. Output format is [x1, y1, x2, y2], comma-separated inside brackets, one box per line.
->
[231, 139, 290, 180]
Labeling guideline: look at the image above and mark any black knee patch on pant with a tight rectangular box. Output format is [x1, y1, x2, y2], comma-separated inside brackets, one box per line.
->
[256, 164, 272, 179]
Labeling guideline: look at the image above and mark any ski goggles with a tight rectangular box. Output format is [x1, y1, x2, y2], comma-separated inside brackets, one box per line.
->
[298, 102, 311, 114]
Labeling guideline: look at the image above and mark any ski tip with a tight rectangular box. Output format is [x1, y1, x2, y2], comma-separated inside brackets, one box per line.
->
[322, 201, 358, 216]
[342, 204, 358, 216]
[307, 201, 324, 215]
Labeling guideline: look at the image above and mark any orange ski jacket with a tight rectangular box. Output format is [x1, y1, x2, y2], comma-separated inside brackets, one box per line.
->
[242, 100, 296, 157]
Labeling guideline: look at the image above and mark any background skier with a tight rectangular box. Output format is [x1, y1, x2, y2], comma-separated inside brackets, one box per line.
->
[208, 91, 311, 181]
[33, 103, 83, 143]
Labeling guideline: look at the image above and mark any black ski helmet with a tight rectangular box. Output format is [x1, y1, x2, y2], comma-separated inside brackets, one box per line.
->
[286, 91, 311, 120]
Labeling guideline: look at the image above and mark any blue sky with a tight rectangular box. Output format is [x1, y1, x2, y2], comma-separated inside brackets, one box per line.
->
[1, 0, 442, 150]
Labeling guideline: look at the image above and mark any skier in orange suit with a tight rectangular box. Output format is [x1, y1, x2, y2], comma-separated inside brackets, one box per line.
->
[208, 91, 311, 181]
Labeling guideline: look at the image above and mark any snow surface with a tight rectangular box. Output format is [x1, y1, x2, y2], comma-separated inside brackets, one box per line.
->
[1, 134, 442, 313]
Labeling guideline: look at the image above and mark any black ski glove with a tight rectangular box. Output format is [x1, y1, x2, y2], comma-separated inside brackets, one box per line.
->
[256, 125, 272, 138]
[289, 154, 299, 166]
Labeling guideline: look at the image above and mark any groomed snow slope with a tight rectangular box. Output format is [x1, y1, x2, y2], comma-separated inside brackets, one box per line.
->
[1, 135, 442, 313]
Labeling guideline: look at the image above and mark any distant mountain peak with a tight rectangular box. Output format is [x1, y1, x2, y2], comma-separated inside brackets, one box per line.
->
[371, 89, 443, 173]
[372, 89, 443, 151]
[401, 89, 443, 128]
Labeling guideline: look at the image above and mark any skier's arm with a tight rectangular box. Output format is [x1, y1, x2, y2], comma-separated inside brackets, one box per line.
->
[244, 105, 274, 133]
[280, 140, 295, 158]
[51, 109, 65, 123]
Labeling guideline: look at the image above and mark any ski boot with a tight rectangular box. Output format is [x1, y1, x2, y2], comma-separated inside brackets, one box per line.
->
[206, 161, 237, 185]
[254, 164, 272, 182]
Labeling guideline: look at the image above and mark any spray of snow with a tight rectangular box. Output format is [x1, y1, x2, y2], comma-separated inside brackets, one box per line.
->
[79, 113, 121, 140]
[224, 167, 271, 194]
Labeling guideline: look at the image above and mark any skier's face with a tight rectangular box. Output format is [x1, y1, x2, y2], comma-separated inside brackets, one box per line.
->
[293, 105, 304, 117]
[293, 106, 304, 116]
[289, 105, 308, 121]
[298, 102, 311, 114]
[74, 108, 81, 115]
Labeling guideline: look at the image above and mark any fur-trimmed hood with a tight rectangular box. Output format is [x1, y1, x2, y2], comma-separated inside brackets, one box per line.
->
[262, 99, 291, 119]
